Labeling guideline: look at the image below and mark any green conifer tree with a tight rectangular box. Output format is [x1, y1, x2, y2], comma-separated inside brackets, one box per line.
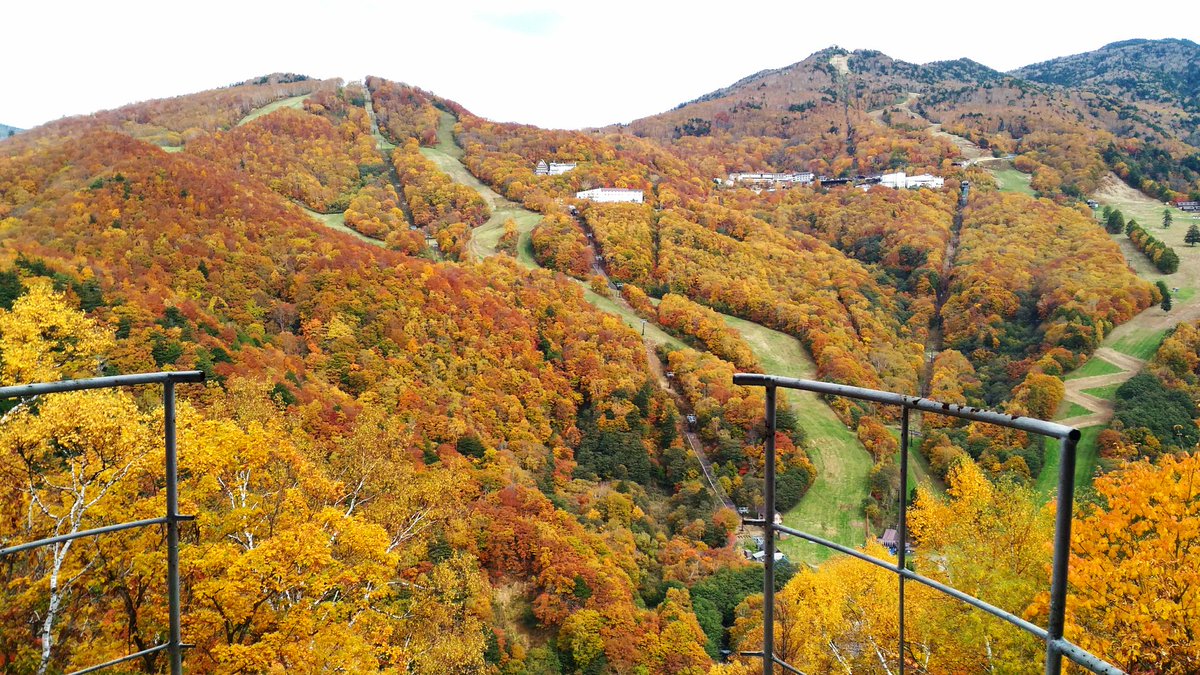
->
[1186, 223, 1200, 247]
[1106, 209, 1126, 234]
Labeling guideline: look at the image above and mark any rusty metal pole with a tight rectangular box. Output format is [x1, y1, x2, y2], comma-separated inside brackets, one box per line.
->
[1045, 430, 1080, 675]
[898, 406, 910, 675]
[164, 382, 183, 675]
[762, 384, 777, 675]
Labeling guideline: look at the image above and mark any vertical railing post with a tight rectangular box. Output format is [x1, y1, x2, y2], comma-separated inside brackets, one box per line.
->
[728, 373, 1121, 674]
[1044, 431, 1079, 675]
[898, 406, 910, 675]
[762, 385, 777, 675]
[164, 382, 183, 675]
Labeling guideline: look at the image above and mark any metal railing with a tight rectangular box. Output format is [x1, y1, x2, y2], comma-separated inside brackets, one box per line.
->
[732, 374, 1124, 675]
[0, 371, 206, 675]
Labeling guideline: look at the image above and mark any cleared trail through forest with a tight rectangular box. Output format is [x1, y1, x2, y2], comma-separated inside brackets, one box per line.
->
[1058, 348, 1146, 428]
[869, 97, 1200, 494]
[919, 183, 967, 401]
[583, 215, 880, 559]
[361, 84, 393, 150]
[361, 83, 417, 230]
[866, 90, 987, 163]
[417, 111, 739, 511]
[298, 205, 385, 247]
[1039, 175, 1200, 491]
[296, 84, 432, 256]
[237, 93, 310, 127]
[919, 124, 1148, 493]
[719, 315, 873, 564]
[416, 112, 544, 266]
[419, 107, 939, 560]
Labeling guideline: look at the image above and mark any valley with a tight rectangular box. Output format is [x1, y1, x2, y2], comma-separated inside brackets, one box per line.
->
[415, 107, 876, 559]
[915, 103, 1200, 497]
[2, 36, 1199, 673]
[358, 56, 1197, 566]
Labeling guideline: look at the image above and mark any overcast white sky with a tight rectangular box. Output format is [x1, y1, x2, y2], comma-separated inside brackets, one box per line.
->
[3, 0, 1197, 131]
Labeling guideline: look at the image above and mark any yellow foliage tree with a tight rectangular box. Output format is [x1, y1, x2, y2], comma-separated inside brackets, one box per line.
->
[1036, 453, 1200, 673]
[0, 280, 112, 385]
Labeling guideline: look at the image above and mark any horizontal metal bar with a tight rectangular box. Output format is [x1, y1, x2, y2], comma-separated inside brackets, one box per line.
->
[899, 569, 1047, 640]
[0, 370, 205, 401]
[773, 656, 807, 675]
[733, 374, 1078, 440]
[1052, 639, 1125, 675]
[69, 643, 168, 675]
[773, 523, 1049, 640]
[739, 652, 808, 675]
[0, 516, 182, 558]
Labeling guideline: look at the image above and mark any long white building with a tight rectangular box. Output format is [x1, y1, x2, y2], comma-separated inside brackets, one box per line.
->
[727, 171, 814, 186]
[575, 187, 644, 204]
[879, 172, 944, 189]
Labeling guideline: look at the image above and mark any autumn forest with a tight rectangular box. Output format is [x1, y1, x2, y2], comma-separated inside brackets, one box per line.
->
[1, 39, 1199, 674]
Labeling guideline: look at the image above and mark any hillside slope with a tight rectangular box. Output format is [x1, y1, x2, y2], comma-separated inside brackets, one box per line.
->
[619, 41, 1200, 199]
[0, 53, 1195, 672]
[0, 87, 728, 673]
[1014, 39, 1199, 112]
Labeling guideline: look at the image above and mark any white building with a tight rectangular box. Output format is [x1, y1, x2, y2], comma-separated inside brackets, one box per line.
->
[575, 187, 644, 204]
[907, 174, 944, 189]
[727, 172, 814, 186]
[879, 172, 945, 190]
[535, 160, 577, 176]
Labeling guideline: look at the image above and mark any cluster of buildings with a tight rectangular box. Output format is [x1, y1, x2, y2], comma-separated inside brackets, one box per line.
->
[532, 159, 646, 204]
[723, 169, 946, 193]
[725, 171, 815, 187]
[1174, 200, 1200, 213]
[744, 533, 790, 564]
[550, 161, 943, 207]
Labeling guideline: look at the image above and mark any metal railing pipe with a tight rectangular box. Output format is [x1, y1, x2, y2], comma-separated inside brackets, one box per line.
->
[68, 644, 169, 675]
[0, 371, 205, 400]
[0, 370, 204, 675]
[0, 517, 169, 558]
[732, 374, 1078, 441]
[164, 381, 184, 675]
[773, 522, 1051, 640]
[732, 374, 1120, 675]
[1052, 640, 1125, 675]
[898, 406, 910, 675]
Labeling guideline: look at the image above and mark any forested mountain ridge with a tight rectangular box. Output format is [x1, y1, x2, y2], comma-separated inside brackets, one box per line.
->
[0, 46, 1196, 673]
[626, 40, 1200, 199]
[1014, 39, 1200, 111]
[10, 73, 334, 150]
[0, 89, 730, 673]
